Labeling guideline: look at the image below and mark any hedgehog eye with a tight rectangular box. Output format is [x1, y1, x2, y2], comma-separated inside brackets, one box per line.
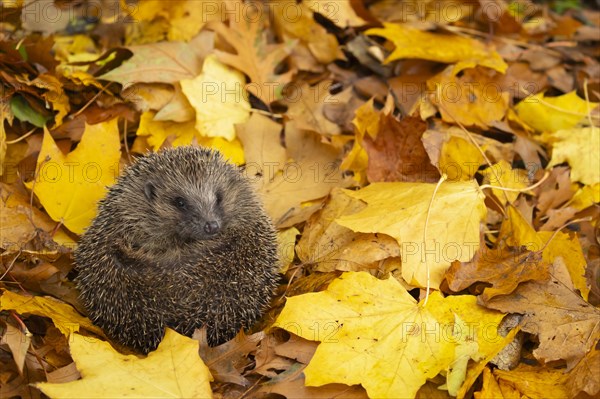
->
[173, 196, 187, 209]
[216, 191, 223, 204]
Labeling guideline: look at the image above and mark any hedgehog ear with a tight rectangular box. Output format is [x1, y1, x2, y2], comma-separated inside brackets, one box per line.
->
[144, 181, 156, 201]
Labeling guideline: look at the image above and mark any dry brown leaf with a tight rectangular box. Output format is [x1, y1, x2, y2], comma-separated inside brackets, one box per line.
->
[534, 167, 575, 217]
[363, 114, 440, 183]
[285, 81, 342, 136]
[481, 257, 600, 370]
[0, 182, 74, 250]
[236, 113, 286, 185]
[209, 14, 296, 105]
[253, 334, 295, 378]
[257, 363, 369, 399]
[260, 125, 353, 227]
[272, 0, 341, 65]
[99, 32, 213, 87]
[445, 248, 550, 301]
[296, 188, 400, 273]
[565, 347, 600, 397]
[196, 329, 263, 386]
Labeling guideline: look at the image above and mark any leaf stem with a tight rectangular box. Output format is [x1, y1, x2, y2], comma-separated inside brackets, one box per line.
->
[479, 170, 550, 192]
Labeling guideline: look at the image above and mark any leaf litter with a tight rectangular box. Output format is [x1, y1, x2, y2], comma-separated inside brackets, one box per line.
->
[0, 0, 599, 398]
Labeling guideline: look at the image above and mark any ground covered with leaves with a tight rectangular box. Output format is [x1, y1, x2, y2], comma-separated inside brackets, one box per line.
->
[1, 0, 599, 398]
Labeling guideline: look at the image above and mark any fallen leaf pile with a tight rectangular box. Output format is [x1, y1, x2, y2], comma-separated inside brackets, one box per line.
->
[1, 0, 599, 398]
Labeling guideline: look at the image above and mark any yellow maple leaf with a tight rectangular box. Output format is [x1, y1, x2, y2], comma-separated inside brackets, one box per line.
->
[336, 180, 487, 289]
[481, 160, 530, 205]
[136, 111, 245, 164]
[439, 136, 484, 181]
[427, 66, 510, 127]
[275, 272, 506, 398]
[25, 120, 121, 234]
[181, 55, 251, 141]
[514, 91, 598, 133]
[546, 127, 600, 185]
[366, 23, 507, 74]
[0, 290, 103, 337]
[36, 330, 213, 398]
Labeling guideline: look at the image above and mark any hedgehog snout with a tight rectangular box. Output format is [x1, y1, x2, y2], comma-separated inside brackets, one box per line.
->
[203, 220, 220, 235]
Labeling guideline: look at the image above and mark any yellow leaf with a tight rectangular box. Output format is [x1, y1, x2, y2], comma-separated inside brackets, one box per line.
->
[437, 295, 507, 396]
[275, 272, 506, 398]
[285, 81, 341, 136]
[445, 315, 481, 396]
[514, 91, 597, 133]
[493, 365, 570, 399]
[36, 330, 213, 398]
[0, 290, 103, 337]
[546, 127, 600, 185]
[353, 98, 381, 139]
[272, 0, 340, 64]
[340, 142, 368, 184]
[423, 126, 513, 172]
[25, 120, 121, 234]
[570, 183, 600, 210]
[427, 67, 510, 128]
[30, 74, 70, 126]
[439, 136, 484, 181]
[481, 160, 530, 205]
[366, 23, 507, 74]
[277, 227, 300, 274]
[341, 98, 380, 183]
[136, 111, 245, 164]
[336, 180, 487, 289]
[53, 34, 100, 65]
[133, 0, 220, 42]
[305, 0, 366, 28]
[181, 55, 251, 141]
[539, 231, 589, 301]
[59, 69, 103, 88]
[235, 112, 285, 170]
[445, 295, 504, 354]
[498, 205, 544, 250]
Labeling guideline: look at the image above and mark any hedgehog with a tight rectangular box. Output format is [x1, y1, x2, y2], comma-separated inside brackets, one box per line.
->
[74, 146, 279, 354]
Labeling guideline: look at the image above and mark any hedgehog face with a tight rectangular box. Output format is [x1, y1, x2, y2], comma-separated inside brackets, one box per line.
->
[143, 178, 228, 242]
[112, 147, 256, 253]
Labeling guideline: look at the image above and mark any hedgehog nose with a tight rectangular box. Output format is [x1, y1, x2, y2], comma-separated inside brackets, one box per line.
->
[204, 220, 220, 235]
